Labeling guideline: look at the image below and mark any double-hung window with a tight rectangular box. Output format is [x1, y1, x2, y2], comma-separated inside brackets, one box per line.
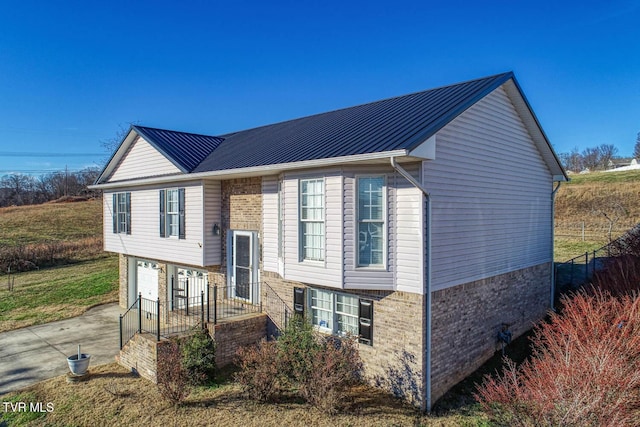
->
[299, 178, 324, 261]
[310, 288, 359, 336]
[112, 192, 131, 234]
[160, 188, 185, 239]
[357, 176, 385, 267]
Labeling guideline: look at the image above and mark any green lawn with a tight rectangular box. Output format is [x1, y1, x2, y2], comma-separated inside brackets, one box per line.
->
[0, 255, 118, 332]
[564, 169, 640, 185]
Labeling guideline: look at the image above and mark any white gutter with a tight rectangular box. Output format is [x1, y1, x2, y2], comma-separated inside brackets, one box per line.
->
[550, 181, 562, 310]
[390, 156, 432, 412]
[90, 149, 409, 190]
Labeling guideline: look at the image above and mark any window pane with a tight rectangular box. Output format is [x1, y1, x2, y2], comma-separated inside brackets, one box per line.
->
[311, 289, 332, 330]
[300, 179, 325, 261]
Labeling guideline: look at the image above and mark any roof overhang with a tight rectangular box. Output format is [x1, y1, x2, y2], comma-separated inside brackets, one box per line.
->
[89, 149, 411, 190]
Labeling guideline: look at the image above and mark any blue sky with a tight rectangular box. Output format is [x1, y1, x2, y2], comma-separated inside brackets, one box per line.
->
[0, 0, 639, 175]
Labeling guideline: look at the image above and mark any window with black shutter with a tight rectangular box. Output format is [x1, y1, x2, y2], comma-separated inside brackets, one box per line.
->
[358, 298, 373, 346]
[294, 287, 305, 317]
[112, 192, 131, 234]
[160, 188, 185, 239]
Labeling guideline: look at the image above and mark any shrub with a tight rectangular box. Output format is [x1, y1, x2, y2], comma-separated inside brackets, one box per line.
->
[298, 336, 363, 415]
[235, 316, 363, 414]
[181, 327, 216, 386]
[276, 316, 321, 386]
[156, 339, 190, 406]
[235, 339, 281, 402]
[475, 291, 640, 426]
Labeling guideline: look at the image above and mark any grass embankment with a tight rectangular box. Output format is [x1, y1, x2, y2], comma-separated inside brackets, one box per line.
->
[0, 364, 489, 427]
[554, 170, 640, 261]
[0, 198, 118, 332]
[0, 256, 118, 332]
[0, 199, 103, 246]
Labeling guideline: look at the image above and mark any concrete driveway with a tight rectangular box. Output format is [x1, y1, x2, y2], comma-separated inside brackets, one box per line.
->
[0, 303, 121, 395]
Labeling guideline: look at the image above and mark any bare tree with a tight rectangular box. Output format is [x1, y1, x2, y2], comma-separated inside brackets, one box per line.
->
[597, 144, 618, 169]
[100, 123, 136, 163]
[634, 132, 640, 160]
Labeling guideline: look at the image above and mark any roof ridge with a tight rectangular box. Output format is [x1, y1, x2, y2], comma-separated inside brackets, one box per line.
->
[218, 72, 514, 136]
[133, 125, 225, 140]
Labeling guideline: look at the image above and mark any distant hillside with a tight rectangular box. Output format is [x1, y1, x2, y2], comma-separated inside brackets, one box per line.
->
[0, 198, 105, 272]
[555, 170, 640, 242]
[0, 198, 103, 247]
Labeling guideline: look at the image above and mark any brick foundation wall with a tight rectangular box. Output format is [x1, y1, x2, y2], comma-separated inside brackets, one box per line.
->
[430, 262, 551, 404]
[208, 314, 268, 367]
[261, 271, 426, 404]
[116, 332, 162, 383]
[118, 254, 128, 309]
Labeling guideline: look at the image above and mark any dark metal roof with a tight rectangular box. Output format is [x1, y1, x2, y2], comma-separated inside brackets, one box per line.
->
[132, 126, 224, 173]
[192, 72, 514, 172]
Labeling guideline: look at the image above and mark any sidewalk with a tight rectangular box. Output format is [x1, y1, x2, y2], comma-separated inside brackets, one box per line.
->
[0, 303, 121, 395]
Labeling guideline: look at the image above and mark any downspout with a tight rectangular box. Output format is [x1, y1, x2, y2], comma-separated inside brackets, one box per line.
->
[390, 157, 432, 412]
[550, 181, 562, 310]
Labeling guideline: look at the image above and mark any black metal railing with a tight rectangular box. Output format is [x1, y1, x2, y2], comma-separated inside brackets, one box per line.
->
[208, 282, 262, 324]
[261, 281, 292, 337]
[120, 283, 268, 348]
[555, 224, 640, 294]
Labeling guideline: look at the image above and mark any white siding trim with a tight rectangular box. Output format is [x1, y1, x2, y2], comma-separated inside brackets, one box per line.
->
[262, 175, 279, 273]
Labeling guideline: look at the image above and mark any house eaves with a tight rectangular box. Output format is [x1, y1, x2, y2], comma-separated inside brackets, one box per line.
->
[89, 149, 410, 190]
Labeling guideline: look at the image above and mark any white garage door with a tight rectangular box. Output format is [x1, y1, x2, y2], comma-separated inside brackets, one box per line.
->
[137, 260, 159, 301]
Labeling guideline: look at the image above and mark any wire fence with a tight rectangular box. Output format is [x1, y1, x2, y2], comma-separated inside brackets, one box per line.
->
[555, 220, 637, 241]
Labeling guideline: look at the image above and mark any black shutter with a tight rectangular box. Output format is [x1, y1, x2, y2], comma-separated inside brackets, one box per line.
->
[358, 298, 373, 346]
[112, 193, 117, 233]
[125, 192, 131, 235]
[159, 190, 165, 238]
[178, 188, 185, 240]
[293, 287, 305, 317]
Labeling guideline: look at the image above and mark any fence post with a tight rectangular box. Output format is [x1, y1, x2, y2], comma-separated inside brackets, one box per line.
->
[214, 285, 218, 325]
[585, 252, 589, 282]
[201, 291, 205, 328]
[119, 315, 123, 349]
[137, 293, 142, 334]
[156, 298, 160, 341]
[206, 284, 210, 323]
[570, 259, 574, 288]
[185, 278, 189, 317]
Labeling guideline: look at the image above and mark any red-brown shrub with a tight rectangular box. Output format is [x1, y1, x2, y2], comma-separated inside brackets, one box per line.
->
[234, 339, 281, 402]
[156, 339, 191, 406]
[476, 291, 640, 426]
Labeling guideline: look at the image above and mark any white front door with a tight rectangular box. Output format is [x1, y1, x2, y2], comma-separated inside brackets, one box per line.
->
[136, 260, 159, 301]
[230, 231, 257, 302]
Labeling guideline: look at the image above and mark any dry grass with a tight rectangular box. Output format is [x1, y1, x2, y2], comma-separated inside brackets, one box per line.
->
[554, 170, 640, 261]
[0, 198, 103, 246]
[0, 363, 489, 426]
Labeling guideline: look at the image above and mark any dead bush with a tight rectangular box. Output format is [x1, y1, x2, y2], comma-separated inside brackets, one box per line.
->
[156, 339, 190, 406]
[476, 291, 640, 427]
[298, 336, 363, 415]
[234, 339, 281, 402]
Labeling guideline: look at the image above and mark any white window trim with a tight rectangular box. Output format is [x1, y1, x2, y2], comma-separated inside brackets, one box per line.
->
[165, 188, 180, 238]
[308, 288, 359, 337]
[355, 174, 387, 269]
[299, 177, 326, 264]
[114, 192, 130, 234]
